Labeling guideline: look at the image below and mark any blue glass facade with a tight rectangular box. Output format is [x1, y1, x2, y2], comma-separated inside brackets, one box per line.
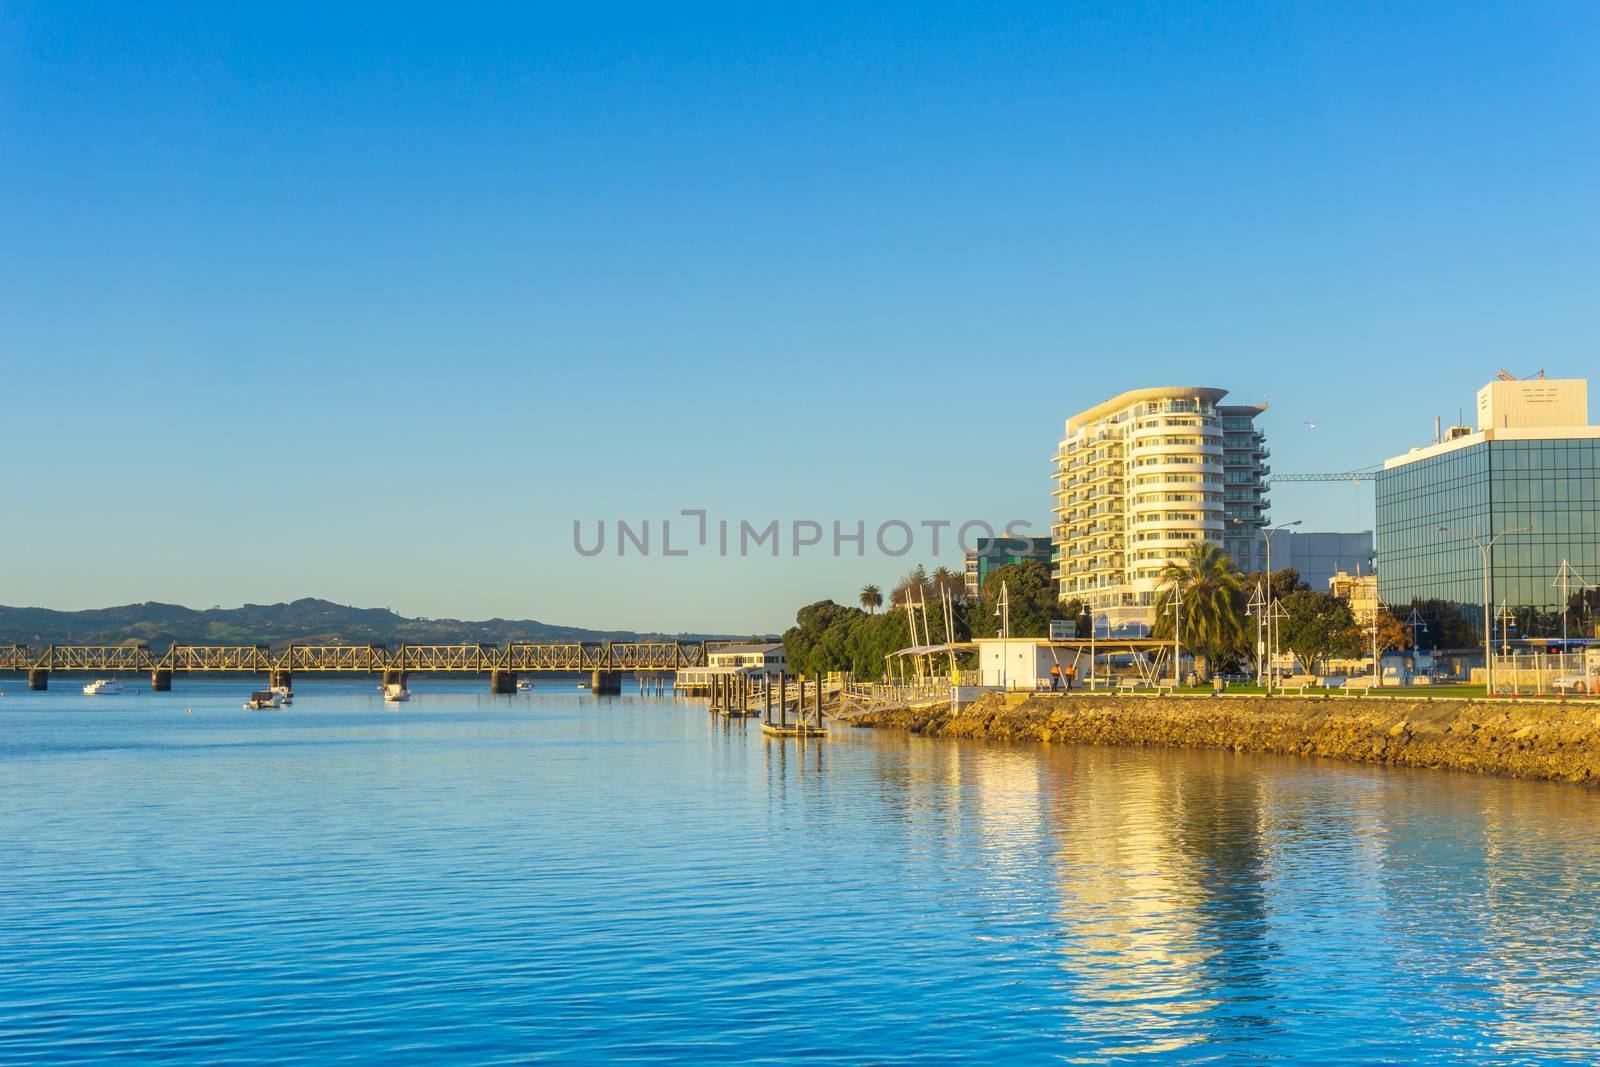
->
[1375, 439, 1600, 644]
[965, 537, 1054, 598]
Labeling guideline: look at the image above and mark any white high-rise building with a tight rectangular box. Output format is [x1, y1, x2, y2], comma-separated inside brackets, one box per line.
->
[1052, 387, 1270, 633]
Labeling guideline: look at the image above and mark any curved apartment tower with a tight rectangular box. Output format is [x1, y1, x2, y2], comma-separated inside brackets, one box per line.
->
[1053, 387, 1269, 633]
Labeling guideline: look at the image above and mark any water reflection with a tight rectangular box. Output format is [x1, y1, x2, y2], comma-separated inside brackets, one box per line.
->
[1047, 754, 1226, 1057]
[4, 685, 1600, 1063]
[896, 739, 1600, 1062]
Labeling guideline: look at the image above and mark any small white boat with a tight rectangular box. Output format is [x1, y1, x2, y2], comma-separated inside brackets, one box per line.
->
[244, 690, 280, 710]
[517, 679, 533, 691]
[383, 683, 411, 703]
[83, 679, 122, 695]
[271, 685, 294, 706]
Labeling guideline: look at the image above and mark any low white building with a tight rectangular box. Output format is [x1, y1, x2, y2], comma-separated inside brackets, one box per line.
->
[675, 642, 787, 692]
[973, 638, 1084, 690]
[971, 636, 1173, 690]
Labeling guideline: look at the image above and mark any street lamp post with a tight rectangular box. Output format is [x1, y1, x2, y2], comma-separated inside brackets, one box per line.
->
[1234, 518, 1303, 694]
[1405, 607, 1427, 680]
[1266, 600, 1289, 689]
[1081, 603, 1097, 690]
[995, 580, 1010, 691]
[1168, 584, 1184, 688]
[1437, 525, 1531, 697]
[1553, 559, 1590, 652]
[1246, 582, 1266, 687]
[1369, 614, 1380, 687]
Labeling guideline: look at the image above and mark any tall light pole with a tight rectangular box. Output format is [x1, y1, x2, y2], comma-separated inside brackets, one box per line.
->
[995, 580, 1010, 691]
[1437, 525, 1531, 697]
[1554, 559, 1590, 651]
[1081, 602, 1097, 690]
[1168, 584, 1184, 687]
[1246, 581, 1266, 686]
[1369, 615, 1380, 686]
[1266, 600, 1289, 688]
[1235, 517, 1303, 694]
[1405, 607, 1428, 678]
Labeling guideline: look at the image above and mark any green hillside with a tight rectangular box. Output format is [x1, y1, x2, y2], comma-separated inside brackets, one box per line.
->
[0, 598, 729, 651]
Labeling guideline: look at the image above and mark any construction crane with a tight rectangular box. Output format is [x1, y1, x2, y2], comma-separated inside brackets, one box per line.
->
[1272, 370, 1541, 483]
[1266, 466, 1382, 484]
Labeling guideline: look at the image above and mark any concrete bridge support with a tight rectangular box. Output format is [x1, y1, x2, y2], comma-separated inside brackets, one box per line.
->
[269, 669, 292, 690]
[590, 670, 622, 695]
[382, 668, 407, 688]
[151, 670, 172, 691]
[490, 670, 518, 694]
[27, 669, 47, 691]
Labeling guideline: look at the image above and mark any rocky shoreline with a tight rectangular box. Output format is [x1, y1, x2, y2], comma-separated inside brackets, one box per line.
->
[839, 691, 1600, 785]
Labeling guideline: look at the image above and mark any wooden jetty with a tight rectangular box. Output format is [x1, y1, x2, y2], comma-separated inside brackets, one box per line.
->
[705, 671, 828, 737]
[759, 671, 828, 739]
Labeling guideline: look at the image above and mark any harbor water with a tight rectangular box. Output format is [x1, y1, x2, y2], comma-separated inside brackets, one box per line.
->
[3, 679, 1600, 1063]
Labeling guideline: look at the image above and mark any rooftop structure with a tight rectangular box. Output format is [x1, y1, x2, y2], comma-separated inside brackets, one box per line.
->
[1376, 377, 1600, 644]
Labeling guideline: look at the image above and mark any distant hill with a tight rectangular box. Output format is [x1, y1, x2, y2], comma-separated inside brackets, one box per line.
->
[0, 598, 739, 651]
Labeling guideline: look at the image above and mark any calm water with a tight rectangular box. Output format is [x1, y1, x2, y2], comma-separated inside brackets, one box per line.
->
[3, 679, 1600, 1064]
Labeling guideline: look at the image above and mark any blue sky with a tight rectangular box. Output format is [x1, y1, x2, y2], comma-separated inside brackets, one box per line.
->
[2, 2, 1596, 634]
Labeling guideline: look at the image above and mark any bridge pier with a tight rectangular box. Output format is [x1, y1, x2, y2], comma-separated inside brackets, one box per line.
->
[490, 669, 518, 694]
[590, 670, 622, 695]
[151, 670, 172, 692]
[382, 668, 407, 688]
[27, 669, 47, 691]
[269, 668, 292, 690]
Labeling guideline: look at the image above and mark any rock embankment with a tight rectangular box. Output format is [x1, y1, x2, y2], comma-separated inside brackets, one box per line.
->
[842, 692, 1600, 784]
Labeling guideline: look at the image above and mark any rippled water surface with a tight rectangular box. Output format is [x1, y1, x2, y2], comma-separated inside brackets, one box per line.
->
[4, 679, 1600, 1064]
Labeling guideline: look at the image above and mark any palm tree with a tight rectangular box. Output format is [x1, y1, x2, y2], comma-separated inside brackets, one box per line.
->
[1151, 542, 1246, 681]
[859, 584, 884, 615]
[930, 566, 965, 601]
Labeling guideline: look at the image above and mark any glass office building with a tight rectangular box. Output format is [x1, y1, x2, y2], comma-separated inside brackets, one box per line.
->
[1376, 437, 1600, 644]
[965, 536, 1054, 599]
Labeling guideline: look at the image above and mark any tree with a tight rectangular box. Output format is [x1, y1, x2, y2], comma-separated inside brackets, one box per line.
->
[1242, 567, 1308, 604]
[781, 597, 918, 681]
[890, 565, 930, 608]
[1060, 597, 1091, 639]
[971, 559, 1057, 638]
[1336, 608, 1410, 666]
[1151, 542, 1247, 679]
[1279, 590, 1358, 674]
[1371, 609, 1410, 654]
[929, 566, 966, 603]
[859, 584, 883, 614]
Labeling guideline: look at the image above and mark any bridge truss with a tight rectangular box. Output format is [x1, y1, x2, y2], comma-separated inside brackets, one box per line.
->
[0, 641, 709, 676]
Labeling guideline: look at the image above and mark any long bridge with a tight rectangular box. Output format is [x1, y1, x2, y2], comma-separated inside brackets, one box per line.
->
[0, 641, 710, 694]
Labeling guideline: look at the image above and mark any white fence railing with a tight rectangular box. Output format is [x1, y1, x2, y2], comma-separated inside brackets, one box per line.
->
[1489, 651, 1600, 696]
[844, 679, 955, 707]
